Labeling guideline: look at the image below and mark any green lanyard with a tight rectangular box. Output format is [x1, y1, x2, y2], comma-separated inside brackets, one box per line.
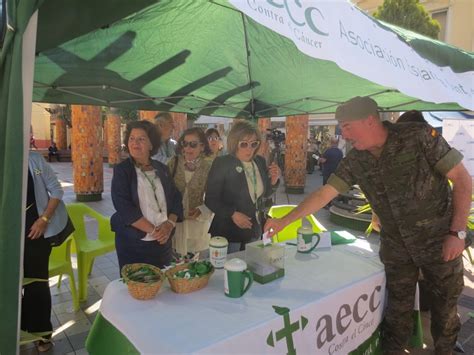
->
[244, 161, 258, 204]
[141, 170, 163, 213]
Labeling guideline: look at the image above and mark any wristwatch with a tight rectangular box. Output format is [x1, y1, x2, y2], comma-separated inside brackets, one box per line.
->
[448, 230, 466, 240]
[41, 215, 51, 224]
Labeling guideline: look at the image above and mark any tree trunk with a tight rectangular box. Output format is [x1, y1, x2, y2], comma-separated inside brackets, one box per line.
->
[71, 105, 104, 201]
[285, 115, 308, 194]
[55, 119, 67, 150]
[106, 108, 122, 167]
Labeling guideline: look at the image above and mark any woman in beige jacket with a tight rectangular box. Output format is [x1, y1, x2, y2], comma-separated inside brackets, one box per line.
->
[168, 128, 214, 258]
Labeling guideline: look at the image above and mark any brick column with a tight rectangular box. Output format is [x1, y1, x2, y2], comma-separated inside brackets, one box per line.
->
[106, 108, 122, 167]
[71, 105, 104, 201]
[139, 110, 158, 122]
[55, 119, 67, 150]
[171, 112, 187, 141]
[285, 115, 308, 194]
[103, 118, 108, 154]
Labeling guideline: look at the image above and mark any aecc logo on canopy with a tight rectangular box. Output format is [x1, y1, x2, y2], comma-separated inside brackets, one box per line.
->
[247, 0, 329, 37]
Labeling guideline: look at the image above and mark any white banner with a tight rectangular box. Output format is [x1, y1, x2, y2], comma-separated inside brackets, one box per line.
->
[230, 0, 473, 110]
[443, 119, 474, 177]
[203, 272, 386, 354]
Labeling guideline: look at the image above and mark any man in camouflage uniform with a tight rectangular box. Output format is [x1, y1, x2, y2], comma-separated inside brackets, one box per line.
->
[265, 96, 472, 354]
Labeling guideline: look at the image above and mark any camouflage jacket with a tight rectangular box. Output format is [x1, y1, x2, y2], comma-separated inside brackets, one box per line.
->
[328, 121, 463, 240]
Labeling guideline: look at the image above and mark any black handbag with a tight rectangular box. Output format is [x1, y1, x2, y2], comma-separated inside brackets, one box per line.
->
[48, 216, 75, 247]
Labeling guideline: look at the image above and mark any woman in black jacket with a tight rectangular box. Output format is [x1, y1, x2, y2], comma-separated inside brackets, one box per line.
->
[111, 121, 183, 271]
[205, 121, 280, 253]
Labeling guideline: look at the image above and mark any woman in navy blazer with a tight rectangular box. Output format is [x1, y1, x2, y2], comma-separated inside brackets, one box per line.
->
[205, 121, 280, 253]
[111, 121, 183, 271]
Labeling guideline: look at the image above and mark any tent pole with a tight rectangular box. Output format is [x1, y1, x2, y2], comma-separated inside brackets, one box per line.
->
[240, 13, 256, 118]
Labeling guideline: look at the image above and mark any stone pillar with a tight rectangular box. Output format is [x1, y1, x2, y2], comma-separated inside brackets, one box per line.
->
[257, 117, 271, 162]
[71, 105, 103, 201]
[103, 118, 108, 154]
[285, 115, 308, 194]
[55, 119, 67, 150]
[139, 110, 158, 122]
[106, 108, 122, 167]
[171, 112, 187, 141]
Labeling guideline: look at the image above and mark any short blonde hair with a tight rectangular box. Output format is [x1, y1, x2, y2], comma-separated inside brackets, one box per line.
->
[227, 121, 261, 157]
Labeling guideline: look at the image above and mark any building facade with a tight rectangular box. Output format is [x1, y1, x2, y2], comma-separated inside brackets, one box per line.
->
[353, 0, 473, 52]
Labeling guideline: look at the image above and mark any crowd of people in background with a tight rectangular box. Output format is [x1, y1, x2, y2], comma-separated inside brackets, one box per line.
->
[110, 118, 281, 269]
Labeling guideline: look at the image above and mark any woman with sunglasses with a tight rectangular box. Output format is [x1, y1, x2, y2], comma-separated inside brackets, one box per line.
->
[205, 128, 224, 159]
[168, 128, 214, 258]
[111, 120, 183, 271]
[205, 121, 280, 253]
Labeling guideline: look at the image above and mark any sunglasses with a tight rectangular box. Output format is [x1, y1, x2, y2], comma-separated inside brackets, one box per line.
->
[207, 136, 220, 141]
[181, 140, 201, 148]
[238, 140, 260, 149]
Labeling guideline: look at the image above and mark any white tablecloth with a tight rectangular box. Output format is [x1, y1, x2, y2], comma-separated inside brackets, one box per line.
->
[100, 240, 386, 354]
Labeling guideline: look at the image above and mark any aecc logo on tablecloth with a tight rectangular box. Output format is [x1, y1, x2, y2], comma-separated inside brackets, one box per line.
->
[267, 284, 383, 355]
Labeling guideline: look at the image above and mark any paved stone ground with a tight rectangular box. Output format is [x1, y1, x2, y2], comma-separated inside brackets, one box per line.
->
[19, 162, 474, 354]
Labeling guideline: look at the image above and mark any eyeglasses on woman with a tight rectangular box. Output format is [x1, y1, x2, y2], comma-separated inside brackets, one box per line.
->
[238, 140, 260, 149]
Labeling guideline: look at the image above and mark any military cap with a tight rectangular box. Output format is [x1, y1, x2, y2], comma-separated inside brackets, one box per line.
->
[335, 96, 379, 121]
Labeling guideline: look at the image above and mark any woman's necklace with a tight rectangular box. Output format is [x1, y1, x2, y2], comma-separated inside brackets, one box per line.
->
[135, 160, 163, 213]
[184, 157, 200, 172]
[136, 160, 153, 171]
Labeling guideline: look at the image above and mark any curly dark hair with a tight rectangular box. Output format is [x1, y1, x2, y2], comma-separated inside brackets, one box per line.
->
[205, 128, 221, 139]
[176, 127, 211, 157]
[123, 120, 161, 156]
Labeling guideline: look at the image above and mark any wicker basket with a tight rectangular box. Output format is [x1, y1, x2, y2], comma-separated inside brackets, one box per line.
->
[165, 263, 214, 294]
[121, 263, 164, 300]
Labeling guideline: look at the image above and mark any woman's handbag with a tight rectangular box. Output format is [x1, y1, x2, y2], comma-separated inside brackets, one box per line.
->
[49, 215, 75, 247]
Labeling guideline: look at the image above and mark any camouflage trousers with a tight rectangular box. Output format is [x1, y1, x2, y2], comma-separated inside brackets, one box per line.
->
[379, 232, 464, 354]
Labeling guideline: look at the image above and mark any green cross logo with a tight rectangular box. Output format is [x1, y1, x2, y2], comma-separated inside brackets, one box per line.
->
[267, 305, 308, 355]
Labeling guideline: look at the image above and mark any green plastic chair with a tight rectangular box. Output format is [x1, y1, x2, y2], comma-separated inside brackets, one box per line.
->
[268, 205, 326, 243]
[49, 236, 79, 311]
[66, 203, 115, 302]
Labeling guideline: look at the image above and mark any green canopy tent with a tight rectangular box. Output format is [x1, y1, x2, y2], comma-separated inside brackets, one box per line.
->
[1, 0, 472, 352]
[32, 0, 473, 117]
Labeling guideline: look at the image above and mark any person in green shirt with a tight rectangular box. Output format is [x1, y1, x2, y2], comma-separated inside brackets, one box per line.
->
[265, 96, 472, 354]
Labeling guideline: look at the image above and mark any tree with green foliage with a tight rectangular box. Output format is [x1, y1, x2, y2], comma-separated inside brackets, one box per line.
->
[116, 107, 139, 123]
[373, 0, 440, 39]
[44, 104, 72, 127]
